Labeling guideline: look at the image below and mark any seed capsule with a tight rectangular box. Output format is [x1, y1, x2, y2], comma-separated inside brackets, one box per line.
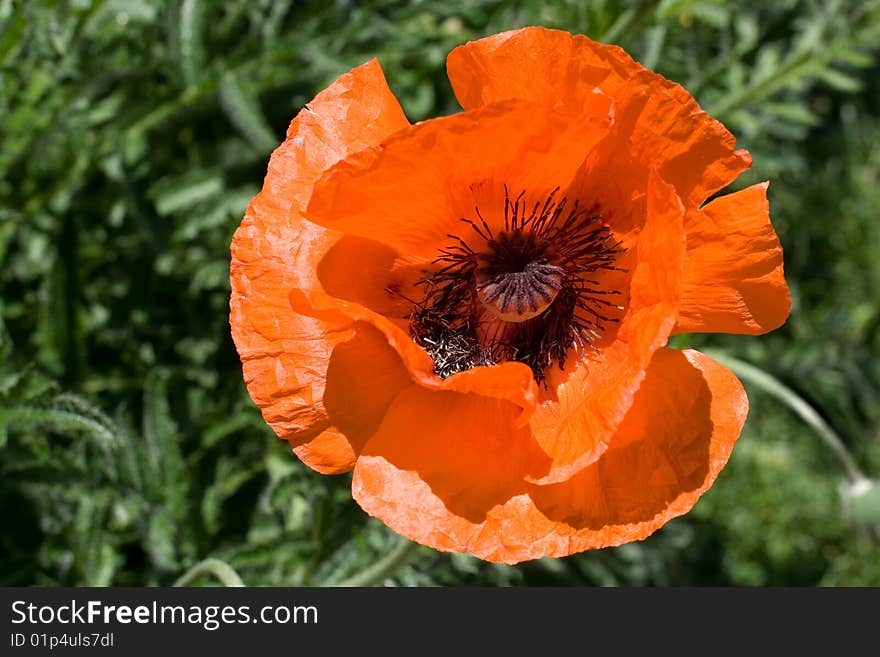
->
[475, 261, 564, 322]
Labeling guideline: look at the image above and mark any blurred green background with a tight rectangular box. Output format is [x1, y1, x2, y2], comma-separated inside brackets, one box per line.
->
[1, 0, 879, 586]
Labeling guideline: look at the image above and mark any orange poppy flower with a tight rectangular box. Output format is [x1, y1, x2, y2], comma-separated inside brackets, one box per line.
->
[230, 27, 790, 564]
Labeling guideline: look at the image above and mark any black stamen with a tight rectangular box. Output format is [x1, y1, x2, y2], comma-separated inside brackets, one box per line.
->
[409, 188, 625, 384]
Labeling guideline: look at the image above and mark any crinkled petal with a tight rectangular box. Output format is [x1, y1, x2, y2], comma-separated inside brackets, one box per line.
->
[675, 182, 790, 335]
[288, 286, 540, 419]
[292, 429, 359, 475]
[295, 95, 614, 423]
[306, 96, 613, 262]
[316, 235, 425, 320]
[291, 321, 413, 472]
[352, 386, 550, 548]
[446, 26, 750, 206]
[527, 168, 685, 484]
[229, 59, 410, 472]
[353, 348, 746, 564]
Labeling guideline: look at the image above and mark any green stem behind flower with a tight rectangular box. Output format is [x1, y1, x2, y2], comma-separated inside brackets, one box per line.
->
[336, 537, 420, 587]
[705, 350, 869, 487]
[174, 558, 246, 587]
[601, 0, 662, 45]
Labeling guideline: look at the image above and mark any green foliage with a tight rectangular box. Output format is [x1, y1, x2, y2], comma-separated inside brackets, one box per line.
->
[1, 0, 879, 585]
[845, 481, 880, 537]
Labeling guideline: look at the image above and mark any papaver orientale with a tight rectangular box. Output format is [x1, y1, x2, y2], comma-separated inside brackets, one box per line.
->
[229, 27, 790, 564]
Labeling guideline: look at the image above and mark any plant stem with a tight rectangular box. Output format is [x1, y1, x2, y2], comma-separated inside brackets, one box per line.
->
[336, 538, 420, 587]
[601, 0, 661, 45]
[706, 48, 815, 121]
[705, 350, 869, 487]
[174, 558, 245, 587]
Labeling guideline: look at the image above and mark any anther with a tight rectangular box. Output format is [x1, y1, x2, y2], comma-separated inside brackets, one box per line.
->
[409, 187, 624, 384]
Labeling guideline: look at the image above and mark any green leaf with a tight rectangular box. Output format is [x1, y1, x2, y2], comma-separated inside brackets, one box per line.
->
[0, 5, 24, 65]
[40, 215, 83, 381]
[218, 72, 278, 153]
[0, 405, 121, 448]
[142, 370, 180, 487]
[201, 456, 262, 535]
[179, 0, 205, 87]
[762, 101, 819, 126]
[147, 508, 179, 571]
[817, 67, 863, 93]
[150, 172, 224, 216]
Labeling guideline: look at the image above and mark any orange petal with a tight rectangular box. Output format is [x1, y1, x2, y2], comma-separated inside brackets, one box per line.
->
[292, 429, 356, 475]
[447, 26, 750, 206]
[526, 168, 685, 484]
[291, 321, 412, 473]
[526, 348, 748, 557]
[306, 97, 613, 262]
[229, 59, 409, 472]
[353, 348, 746, 564]
[675, 182, 790, 335]
[289, 286, 539, 420]
[316, 235, 425, 321]
[352, 386, 550, 544]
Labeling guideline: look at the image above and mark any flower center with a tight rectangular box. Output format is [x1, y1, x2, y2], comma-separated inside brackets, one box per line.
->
[410, 187, 625, 384]
[475, 231, 564, 322]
